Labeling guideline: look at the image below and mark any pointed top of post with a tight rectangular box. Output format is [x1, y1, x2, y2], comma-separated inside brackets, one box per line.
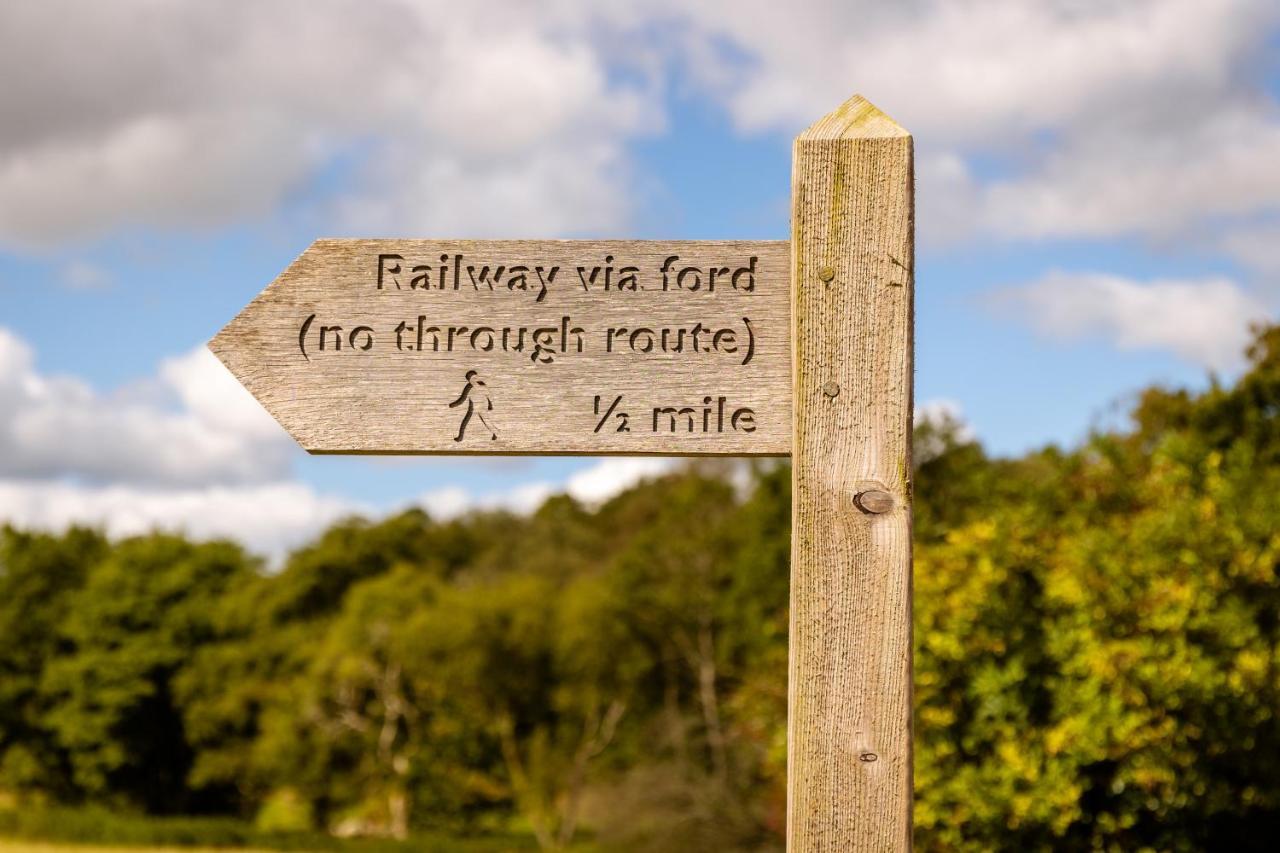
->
[798, 94, 910, 140]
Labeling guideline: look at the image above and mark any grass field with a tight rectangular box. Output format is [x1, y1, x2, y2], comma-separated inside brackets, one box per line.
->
[0, 844, 278, 853]
[0, 805, 542, 853]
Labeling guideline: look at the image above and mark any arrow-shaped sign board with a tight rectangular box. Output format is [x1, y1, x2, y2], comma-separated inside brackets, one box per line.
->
[211, 240, 790, 455]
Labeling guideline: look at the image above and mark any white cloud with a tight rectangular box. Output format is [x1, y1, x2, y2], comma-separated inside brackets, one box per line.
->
[0, 0, 657, 249]
[0, 453, 678, 561]
[2, 0, 1278, 255]
[977, 103, 1280, 242]
[0, 478, 361, 563]
[915, 152, 982, 245]
[0, 324, 361, 558]
[0, 327, 292, 486]
[674, 0, 1275, 140]
[990, 271, 1271, 370]
[914, 399, 976, 462]
[417, 486, 482, 520]
[0, 112, 313, 246]
[417, 482, 554, 520]
[914, 399, 973, 440]
[564, 457, 674, 504]
[159, 347, 287, 450]
[1221, 220, 1280, 277]
[664, 0, 1280, 248]
[416, 456, 675, 519]
[59, 260, 112, 291]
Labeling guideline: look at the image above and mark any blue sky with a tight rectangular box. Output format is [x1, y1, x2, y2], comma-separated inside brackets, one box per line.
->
[1, 0, 1277, 558]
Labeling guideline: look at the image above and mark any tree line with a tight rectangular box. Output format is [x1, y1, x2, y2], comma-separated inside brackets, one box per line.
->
[2, 326, 1279, 851]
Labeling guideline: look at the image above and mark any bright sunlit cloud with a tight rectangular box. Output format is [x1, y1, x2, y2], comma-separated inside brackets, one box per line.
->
[0, 1, 656, 249]
[0, 329, 291, 487]
[417, 457, 676, 519]
[0, 478, 362, 563]
[3, 1, 1278, 252]
[990, 271, 1268, 371]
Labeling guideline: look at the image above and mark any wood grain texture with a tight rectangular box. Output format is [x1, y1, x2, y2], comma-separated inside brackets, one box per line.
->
[210, 240, 791, 455]
[788, 96, 914, 851]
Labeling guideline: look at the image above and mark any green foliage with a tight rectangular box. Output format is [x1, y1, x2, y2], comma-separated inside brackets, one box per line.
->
[913, 325, 1280, 851]
[255, 788, 315, 833]
[38, 535, 253, 813]
[2, 325, 1280, 849]
[0, 527, 106, 795]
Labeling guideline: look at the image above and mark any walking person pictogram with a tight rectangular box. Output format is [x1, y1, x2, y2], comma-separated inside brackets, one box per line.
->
[449, 370, 497, 442]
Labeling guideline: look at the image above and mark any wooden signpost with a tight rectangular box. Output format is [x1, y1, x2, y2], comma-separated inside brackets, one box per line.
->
[213, 94, 914, 851]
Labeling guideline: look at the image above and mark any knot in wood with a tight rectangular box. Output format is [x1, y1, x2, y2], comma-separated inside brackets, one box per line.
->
[817, 265, 836, 283]
[854, 489, 894, 514]
[822, 381, 840, 398]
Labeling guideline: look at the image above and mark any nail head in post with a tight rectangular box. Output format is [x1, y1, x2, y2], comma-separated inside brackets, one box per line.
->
[854, 489, 894, 514]
[822, 381, 840, 398]
[818, 265, 836, 283]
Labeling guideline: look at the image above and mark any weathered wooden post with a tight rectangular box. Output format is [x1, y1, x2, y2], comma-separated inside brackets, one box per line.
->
[788, 96, 914, 851]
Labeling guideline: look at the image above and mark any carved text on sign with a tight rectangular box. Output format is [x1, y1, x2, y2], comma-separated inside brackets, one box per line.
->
[209, 240, 790, 455]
